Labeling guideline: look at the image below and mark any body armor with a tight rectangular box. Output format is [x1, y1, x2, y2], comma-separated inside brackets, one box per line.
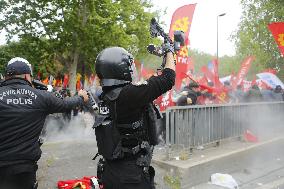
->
[93, 87, 160, 162]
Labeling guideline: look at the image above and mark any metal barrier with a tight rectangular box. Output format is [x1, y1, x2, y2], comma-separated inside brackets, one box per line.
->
[165, 102, 284, 149]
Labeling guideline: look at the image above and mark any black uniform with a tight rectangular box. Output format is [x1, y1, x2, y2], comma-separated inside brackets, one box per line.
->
[96, 68, 175, 189]
[0, 78, 84, 189]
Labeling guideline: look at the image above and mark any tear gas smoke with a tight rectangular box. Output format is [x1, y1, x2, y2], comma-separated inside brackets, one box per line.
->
[42, 112, 96, 142]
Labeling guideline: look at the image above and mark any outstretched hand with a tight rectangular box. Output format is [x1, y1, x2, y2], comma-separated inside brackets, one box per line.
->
[78, 89, 89, 102]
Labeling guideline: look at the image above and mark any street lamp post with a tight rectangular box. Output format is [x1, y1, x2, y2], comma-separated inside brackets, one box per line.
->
[217, 13, 226, 61]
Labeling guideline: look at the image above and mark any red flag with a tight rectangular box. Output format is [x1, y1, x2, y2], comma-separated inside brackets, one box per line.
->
[57, 176, 100, 189]
[63, 74, 69, 88]
[244, 130, 258, 143]
[155, 90, 175, 112]
[169, 4, 196, 40]
[232, 56, 255, 89]
[55, 79, 62, 87]
[76, 73, 82, 91]
[268, 22, 284, 57]
[198, 76, 208, 86]
[169, 4, 196, 90]
[141, 65, 155, 80]
[211, 59, 223, 89]
[251, 76, 257, 86]
[42, 77, 49, 85]
[201, 66, 214, 82]
[89, 74, 96, 86]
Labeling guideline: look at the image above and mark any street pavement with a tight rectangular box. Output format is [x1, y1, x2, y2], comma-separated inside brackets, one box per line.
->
[38, 113, 170, 189]
[38, 113, 284, 189]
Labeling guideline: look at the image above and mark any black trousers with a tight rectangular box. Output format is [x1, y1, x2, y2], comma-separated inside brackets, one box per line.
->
[0, 164, 37, 189]
[102, 160, 155, 189]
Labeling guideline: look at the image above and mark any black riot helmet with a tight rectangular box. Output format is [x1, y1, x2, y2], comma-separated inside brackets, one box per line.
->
[95, 47, 138, 87]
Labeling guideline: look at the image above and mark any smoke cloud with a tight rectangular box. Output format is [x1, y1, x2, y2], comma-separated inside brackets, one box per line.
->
[42, 112, 96, 142]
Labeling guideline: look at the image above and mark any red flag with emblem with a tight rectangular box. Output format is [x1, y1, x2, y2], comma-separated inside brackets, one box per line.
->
[155, 90, 175, 112]
[169, 4, 196, 90]
[268, 22, 284, 57]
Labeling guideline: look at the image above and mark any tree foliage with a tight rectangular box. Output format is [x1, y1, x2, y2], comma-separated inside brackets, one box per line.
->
[189, 49, 240, 77]
[234, 0, 284, 78]
[0, 0, 157, 92]
[141, 49, 240, 78]
[0, 38, 57, 78]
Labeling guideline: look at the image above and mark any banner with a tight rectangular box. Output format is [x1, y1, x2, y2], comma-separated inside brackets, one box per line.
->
[268, 22, 284, 57]
[232, 56, 254, 89]
[256, 72, 284, 89]
[169, 4, 196, 90]
[155, 90, 175, 112]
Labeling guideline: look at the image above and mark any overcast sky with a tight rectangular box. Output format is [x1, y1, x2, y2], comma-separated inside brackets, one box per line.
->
[0, 0, 242, 56]
[152, 0, 242, 56]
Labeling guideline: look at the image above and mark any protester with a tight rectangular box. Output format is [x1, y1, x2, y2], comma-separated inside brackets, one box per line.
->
[272, 85, 284, 101]
[177, 82, 200, 106]
[231, 85, 245, 103]
[60, 88, 72, 121]
[260, 88, 275, 102]
[243, 84, 263, 102]
[0, 57, 89, 189]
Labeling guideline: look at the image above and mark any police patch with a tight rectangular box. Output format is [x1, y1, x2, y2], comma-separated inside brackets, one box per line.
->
[133, 80, 148, 86]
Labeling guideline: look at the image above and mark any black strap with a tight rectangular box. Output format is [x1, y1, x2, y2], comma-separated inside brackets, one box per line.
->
[117, 120, 142, 129]
[92, 152, 100, 160]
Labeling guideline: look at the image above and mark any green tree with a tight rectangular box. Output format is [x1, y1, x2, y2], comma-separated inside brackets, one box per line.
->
[0, 38, 56, 78]
[234, 0, 284, 79]
[189, 49, 240, 77]
[0, 0, 157, 93]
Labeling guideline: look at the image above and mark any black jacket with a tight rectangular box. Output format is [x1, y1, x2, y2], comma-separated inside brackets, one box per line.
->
[102, 68, 175, 124]
[0, 78, 84, 166]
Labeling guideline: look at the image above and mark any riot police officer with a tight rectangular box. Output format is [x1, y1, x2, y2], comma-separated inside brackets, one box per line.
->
[94, 46, 175, 189]
[0, 57, 89, 189]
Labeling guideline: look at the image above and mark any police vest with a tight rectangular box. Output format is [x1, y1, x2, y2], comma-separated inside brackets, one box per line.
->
[93, 87, 161, 161]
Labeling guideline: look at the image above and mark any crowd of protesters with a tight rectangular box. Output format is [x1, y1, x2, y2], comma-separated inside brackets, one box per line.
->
[175, 81, 284, 106]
